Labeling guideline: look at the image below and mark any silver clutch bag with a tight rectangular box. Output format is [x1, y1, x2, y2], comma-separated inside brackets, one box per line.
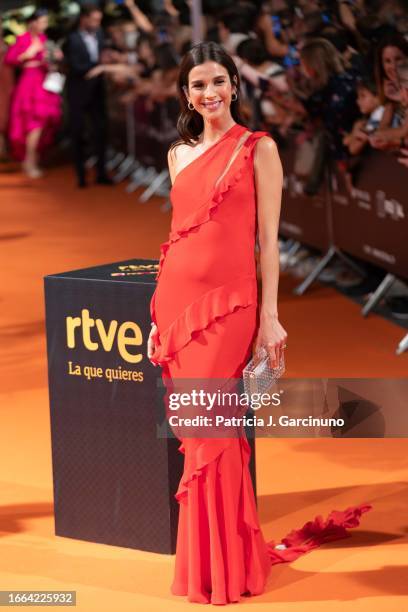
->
[243, 346, 285, 397]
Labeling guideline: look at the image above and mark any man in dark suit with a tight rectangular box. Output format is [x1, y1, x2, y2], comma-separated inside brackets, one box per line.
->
[63, 4, 112, 187]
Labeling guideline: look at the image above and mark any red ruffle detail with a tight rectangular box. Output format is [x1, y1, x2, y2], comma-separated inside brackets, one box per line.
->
[175, 438, 233, 503]
[175, 433, 260, 525]
[150, 275, 257, 365]
[212, 130, 269, 206]
[266, 503, 373, 565]
[175, 434, 373, 572]
[153, 130, 270, 284]
[149, 130, 270, 363]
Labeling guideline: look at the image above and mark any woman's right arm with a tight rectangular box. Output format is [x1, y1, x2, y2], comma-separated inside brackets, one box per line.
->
[4, 36, 26, 66]
[5, 35, 42, 66]
[147, 145, 178, 364]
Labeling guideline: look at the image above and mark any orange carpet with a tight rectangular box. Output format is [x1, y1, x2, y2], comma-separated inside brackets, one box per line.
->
[1, 164, 407, 611]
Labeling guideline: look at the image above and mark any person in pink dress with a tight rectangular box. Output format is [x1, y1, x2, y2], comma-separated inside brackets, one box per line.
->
[0, 17, 14, 159]
[4, 9, 62, 178]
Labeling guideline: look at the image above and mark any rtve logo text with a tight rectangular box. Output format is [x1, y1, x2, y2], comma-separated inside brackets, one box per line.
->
[66, 309, 143, 363]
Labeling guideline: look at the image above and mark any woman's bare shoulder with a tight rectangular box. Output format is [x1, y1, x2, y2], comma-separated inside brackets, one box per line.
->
[168, 139, 199, 171]
[167, 141, 195, 182]
[254, 135, 279, 163]
[253, 135, 282, 179]
[169, 141, 188, 160]
[255, 133, 278, 151]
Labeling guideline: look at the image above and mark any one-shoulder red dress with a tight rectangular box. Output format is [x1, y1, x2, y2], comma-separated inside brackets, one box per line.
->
[149, 123, 372, 605]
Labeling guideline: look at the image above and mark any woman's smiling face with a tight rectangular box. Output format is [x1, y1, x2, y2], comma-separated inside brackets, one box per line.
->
[185, 61, 237, 118]
[382, 45, 406, 82]
[31, 15, 48, 34]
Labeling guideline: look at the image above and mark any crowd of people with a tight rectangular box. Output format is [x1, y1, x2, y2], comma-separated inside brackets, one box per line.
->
[0, 0, 407, 312]
[0, 0, 408, 184]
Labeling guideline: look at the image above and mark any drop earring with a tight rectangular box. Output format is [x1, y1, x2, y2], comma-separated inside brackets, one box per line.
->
[231, 92, 237, 101]
[188, 101, 194, 110]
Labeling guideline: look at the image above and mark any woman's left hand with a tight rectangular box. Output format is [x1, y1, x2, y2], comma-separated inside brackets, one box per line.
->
[254, 314, 288, 368]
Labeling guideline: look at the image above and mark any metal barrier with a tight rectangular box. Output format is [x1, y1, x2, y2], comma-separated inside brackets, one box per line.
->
[279, 131, 366, 295]
[107, 92, 179, 211]
[279, 132, 407, 354]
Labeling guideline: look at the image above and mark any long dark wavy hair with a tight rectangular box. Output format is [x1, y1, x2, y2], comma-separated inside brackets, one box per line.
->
[169, 42, 247, 154]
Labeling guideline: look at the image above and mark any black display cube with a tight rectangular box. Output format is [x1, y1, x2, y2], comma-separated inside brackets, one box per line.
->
[44, 258, 257, 555]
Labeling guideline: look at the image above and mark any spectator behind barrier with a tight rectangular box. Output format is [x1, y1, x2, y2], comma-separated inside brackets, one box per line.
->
[235, 37, 300, 134]
[372, 32, 408, 144]
[396, 59, 408, 168]
[217, 6, 254, 55]
[343, 78, 384, 156]
[297, 37, 359, 163]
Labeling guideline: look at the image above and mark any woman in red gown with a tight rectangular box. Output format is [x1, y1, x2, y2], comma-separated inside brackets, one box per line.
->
[147, 41, 372, 605]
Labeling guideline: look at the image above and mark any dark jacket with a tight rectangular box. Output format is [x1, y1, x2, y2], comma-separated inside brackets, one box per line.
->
[63, 29, 105, 106]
